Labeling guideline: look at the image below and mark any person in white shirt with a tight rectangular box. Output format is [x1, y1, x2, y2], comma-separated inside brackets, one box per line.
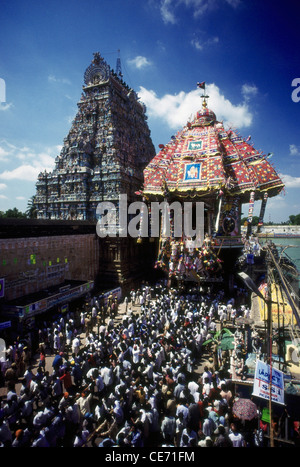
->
[65, 399, 81, 426]
[53, 331, 60, 352]
[23, 367, 34, 387]
[161, 410, 176, 442]
[95, 372, 104, 395]
[31, 428, 50, 447]
[132, 344, 141, 368]
[77, 391, 93, 418]
[202, 377, 212, 399]
[201, 366, 212, 384]
[52, 375, 63, 400]
[71, 336, 80, 356]
[128, 320, 135, 338]
[244, 307, 250, 319]
[226, 303, 232, 321]
[32, 409, 48, 428]
[188, 380, 199, 396]
[73, 427, 89, 447]
[142, 359, 154, 381]
[0, 417, 12, 446]
[20, 397, 34, 422]
[228, 422, 246, 447]
[231, 308, 237, 325]
[100, 365, 114, 389]
[80, 311, 86, 329]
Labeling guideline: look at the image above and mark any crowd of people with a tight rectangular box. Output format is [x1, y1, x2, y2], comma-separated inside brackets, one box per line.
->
[0, 281, 292, 447]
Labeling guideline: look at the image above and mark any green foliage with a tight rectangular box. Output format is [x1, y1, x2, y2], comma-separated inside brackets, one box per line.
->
[0, 207, 27, 218]
[0, 196, 38, 219]
[241, 213, 300, 226]
[26, 195, 38, 219]
[289, 214, 300, 225]
[240, 215, 259, 226]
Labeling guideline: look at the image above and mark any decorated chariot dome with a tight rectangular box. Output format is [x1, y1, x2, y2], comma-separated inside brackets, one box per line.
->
[143, 88, 284, 203]
[140, 83, 285, 283]
[193, 103, 217, 126]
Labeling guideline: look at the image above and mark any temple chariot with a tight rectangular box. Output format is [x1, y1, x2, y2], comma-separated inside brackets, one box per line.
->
[140, 84, 284, 287]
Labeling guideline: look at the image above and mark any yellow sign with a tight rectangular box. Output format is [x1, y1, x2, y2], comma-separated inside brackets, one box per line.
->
[257, 282, 295, 325]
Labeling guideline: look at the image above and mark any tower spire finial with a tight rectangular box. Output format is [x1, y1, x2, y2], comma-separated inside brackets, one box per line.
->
[197, 81, 209, 108]
[116, 49, 123, 79]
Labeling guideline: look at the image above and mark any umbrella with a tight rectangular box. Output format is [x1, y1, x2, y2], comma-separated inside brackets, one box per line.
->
[232, 398, 258, 421]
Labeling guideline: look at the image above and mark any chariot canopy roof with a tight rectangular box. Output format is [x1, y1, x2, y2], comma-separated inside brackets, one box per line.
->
[143, 87, 284, 204]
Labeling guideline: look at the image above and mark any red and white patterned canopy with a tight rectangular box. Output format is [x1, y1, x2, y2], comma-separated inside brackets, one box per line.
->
[143, 103, 284, 203]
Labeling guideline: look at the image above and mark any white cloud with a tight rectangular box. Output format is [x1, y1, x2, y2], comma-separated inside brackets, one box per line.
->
[289, 144, 300, 156]
[0, 194, 8, 199]
[159, 0, 238, 24]
[16, 196, 26, 200]
[0, 140, 27, 151]
[0, 165, 44, 181]
[0, 144, 57, 182]
[138, 82, 253, 130]
[242, 83, 258, 101]
[0, 146, 10, 161]
[0, 183, 7, 190]
[279, 173, 300, 188]
[128, 56, 152, 69]
[160, 0, 177, 24]
[0, 140, 35, 162]
[48, 75, 71, 85]
[191, 35, 219, 51]
[0, 102, 13, 111]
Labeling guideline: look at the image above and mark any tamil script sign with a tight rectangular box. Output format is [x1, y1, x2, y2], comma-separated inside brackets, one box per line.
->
[8, 281, 94, 319]
[252, 359, 285, 405]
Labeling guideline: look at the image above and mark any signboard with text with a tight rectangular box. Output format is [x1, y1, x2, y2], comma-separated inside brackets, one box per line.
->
[252, 359, 285, 405]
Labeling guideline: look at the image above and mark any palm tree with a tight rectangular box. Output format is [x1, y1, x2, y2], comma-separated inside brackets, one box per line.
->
[26, 195, 38, 219]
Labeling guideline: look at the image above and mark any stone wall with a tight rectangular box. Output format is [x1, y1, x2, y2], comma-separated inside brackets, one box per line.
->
[0, 219, 157, 306]
[0, 233, 99, 302]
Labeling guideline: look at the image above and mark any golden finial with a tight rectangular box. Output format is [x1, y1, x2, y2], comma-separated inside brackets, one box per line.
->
[197, 82, 209, 108]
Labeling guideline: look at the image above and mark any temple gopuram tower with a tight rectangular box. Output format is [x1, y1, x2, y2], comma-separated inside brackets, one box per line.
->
[34, 52, 156, 220]
[34, 53, 156, 290]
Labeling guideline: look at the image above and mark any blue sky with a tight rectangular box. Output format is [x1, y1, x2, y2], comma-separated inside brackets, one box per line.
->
[0, 0, 299, 222]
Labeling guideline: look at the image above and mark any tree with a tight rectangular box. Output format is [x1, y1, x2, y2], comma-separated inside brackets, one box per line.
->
[0, 207, 27, 218]
[26, 195, 38, 219]
[289, 214, 300, 225]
